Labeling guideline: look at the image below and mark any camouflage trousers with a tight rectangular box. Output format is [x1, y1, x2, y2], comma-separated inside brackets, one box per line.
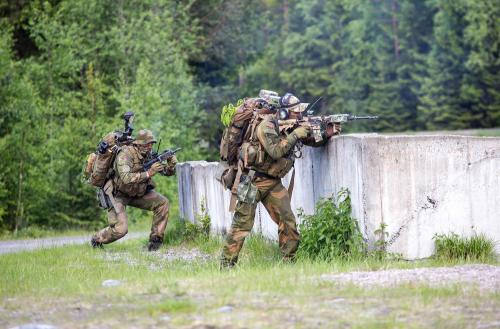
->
[93, 190, 169, 244]
[221, 177, 299, 267]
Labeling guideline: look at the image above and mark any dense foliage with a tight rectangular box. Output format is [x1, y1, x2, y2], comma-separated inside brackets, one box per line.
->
[1, 0, 498, 231]
[297, 189, 366, 260]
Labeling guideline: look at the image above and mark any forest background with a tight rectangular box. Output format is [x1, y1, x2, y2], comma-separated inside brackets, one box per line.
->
[0, 0, 498, 233]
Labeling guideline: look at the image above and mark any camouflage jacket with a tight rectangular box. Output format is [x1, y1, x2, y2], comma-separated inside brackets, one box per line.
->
[112, 145, 153, 197]
[243, 115, 329, 178]
[242, 115, 298, 178]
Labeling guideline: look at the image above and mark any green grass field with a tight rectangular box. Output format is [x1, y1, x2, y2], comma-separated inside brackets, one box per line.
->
[1, 232, 498, 329]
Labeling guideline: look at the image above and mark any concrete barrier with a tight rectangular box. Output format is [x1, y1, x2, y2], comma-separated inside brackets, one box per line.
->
[178, 134, 500, 259]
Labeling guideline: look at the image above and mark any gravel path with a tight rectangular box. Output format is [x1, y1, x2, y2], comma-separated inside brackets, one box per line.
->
[320, 264, 500, 292]
[0, 232, 146, 255]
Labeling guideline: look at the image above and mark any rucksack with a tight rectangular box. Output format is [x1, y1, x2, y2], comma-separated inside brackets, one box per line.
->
[220, 98, 261, 165]
[83, 112, 135, 188]
[218, 98, 268, 191]
[83, 132, 122, 188]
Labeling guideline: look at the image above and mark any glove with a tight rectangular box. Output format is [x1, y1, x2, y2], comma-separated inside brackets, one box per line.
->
[293, 126, 311, 139]
[147, 162, 164, 177]
[167, 155, 178, 169]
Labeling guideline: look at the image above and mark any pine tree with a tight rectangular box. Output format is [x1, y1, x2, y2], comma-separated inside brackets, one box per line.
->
[418, 0, 470, 130]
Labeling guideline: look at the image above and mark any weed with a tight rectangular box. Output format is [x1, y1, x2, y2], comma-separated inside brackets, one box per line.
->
[297, 188, 366, 260]
[433, 232, 496, 261]
[197, 197, 211, 236]
[182, 197, 211, 241]
[374, 222, 389, 252]
[370, 222, 403, 260]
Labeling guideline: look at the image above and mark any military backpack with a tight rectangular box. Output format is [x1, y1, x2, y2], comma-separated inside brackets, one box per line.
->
[218, 98, 269, 191]
[83, 112, 135, 188]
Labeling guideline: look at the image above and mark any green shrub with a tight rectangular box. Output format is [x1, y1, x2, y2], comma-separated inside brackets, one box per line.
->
[433, 232, 496, 261]
[297, 189, 366, 260]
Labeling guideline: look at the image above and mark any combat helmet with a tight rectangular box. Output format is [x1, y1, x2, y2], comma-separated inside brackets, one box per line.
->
[133, 129, 157, 145]
[280, 93, 309, 113]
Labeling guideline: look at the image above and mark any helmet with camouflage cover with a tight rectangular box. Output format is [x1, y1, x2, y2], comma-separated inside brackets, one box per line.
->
[280, 93, 309, 113]
[133, 129, 157, 145]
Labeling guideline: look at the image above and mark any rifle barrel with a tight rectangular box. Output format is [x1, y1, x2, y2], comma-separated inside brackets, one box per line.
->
[351, 115, 379, 120]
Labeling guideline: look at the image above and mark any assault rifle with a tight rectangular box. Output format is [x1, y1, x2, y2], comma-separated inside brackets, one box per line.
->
[143, 148, 182, 171]
[279, 114, 379, 142]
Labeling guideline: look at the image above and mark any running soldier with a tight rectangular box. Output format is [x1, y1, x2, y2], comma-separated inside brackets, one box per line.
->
[91, 129, 177, 251]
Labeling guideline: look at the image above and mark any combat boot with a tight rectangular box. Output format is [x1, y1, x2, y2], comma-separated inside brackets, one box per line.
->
[90, 236, 103, 249]
[219, 255, 238, 270]
[147, 236, 163, 251]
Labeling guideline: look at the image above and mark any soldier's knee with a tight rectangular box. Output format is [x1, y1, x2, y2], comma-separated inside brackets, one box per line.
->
[232, 214, 254, 232]
[154, 195, 169, 212]
[114, 222, 128, 238]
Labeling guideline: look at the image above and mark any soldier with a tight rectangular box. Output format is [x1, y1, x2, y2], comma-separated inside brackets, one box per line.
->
[220, 93, 341, 267]
[91, 129, 177, 251]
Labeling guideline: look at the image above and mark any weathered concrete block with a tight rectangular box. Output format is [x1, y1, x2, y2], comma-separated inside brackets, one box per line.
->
[178, 134, 500, 259]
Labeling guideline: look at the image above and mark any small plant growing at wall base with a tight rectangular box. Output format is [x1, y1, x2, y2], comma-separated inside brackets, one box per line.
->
[183, 197, 211, 241]
[297, 188, 366, 260]
[433, 232, 496, 261]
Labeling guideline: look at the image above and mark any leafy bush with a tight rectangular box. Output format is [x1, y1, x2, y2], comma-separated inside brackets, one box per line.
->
[297, 189, 366, 260]
[433, 232, 496, 261]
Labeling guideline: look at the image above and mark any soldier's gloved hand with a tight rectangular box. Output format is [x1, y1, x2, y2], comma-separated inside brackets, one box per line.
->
[147, 162, 164, 177]
[326, 123, 342, 137]
[293, 126, 311, 139]
[167, 155, 178, 169]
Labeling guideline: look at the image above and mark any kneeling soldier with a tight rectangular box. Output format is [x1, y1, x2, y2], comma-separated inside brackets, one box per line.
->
[91, 129, 177, 251]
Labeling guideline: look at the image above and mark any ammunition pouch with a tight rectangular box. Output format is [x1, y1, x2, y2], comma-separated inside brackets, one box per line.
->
[236, 172, 257, 204]
[240, 141, 294, 179]
[216, 162, 238, 190]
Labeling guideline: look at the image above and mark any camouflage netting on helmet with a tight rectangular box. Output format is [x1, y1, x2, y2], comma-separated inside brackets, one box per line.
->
[133, 129, 157, 145]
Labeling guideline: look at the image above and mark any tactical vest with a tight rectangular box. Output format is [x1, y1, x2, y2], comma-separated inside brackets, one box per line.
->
[112, 145, 151, 197]
[240, 115, 294, 178]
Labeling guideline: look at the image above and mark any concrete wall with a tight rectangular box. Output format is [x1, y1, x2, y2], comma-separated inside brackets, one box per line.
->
[177, 134, 500, 259]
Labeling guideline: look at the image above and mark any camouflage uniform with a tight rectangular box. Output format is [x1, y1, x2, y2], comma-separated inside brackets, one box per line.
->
[220, 91, 339, 267]
[221, 115, 307, 267]
[92, 130, 174, 246]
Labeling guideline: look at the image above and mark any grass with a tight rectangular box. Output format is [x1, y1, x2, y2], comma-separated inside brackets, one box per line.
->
[1, 233, 498, 329]
[0, 208, 160, 241]
[433, 232, 497, 261]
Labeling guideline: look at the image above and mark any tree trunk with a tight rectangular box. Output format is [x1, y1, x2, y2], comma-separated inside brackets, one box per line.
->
[391, 0, 400, 59]
[14, 132, 25, 233]
[282, 0, 289, 33]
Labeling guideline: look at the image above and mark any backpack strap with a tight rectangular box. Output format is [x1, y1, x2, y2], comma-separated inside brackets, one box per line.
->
[247, 113, 265, 142]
